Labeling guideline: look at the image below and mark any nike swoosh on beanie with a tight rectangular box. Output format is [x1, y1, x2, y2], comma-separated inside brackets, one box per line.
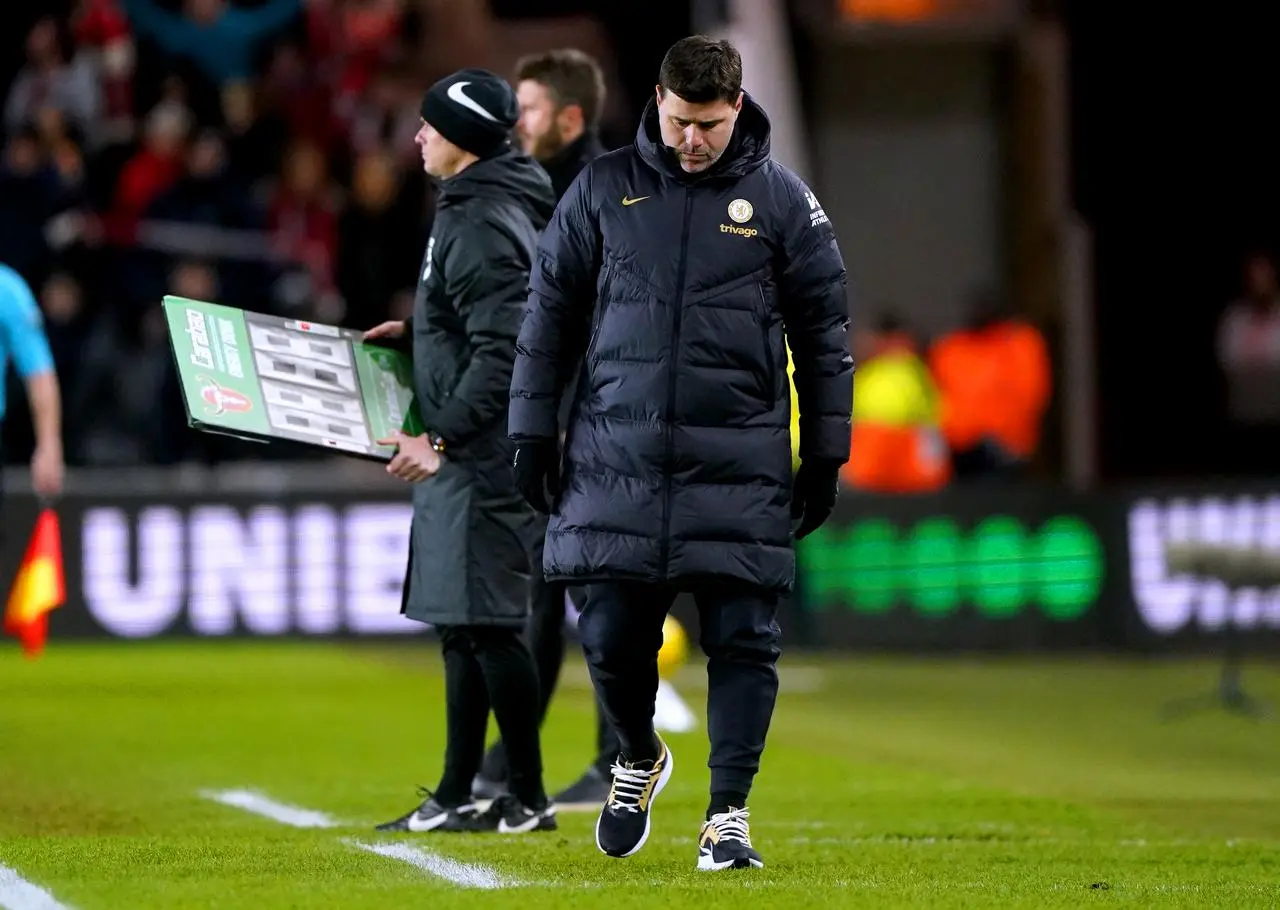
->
[447, 81, 500, 122]
[421, 68, 519, 158]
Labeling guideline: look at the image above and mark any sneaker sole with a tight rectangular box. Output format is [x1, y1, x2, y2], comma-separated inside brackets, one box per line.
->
[494, 807, 558, 834]
[596, 745, 675, 859]
[381, 798, 484, 832]
[697, 852, 766, 871]
[498, 816, 542, 834]
[376, 812, 465, 833]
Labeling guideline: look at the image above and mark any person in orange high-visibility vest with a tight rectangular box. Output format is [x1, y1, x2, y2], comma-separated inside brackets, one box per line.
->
[927, 288, 1051, 478]
[842, 314, 950, 493]
[786, 314, 950, 492]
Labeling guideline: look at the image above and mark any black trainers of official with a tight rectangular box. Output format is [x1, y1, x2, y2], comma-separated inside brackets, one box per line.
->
[552, 765, 611, 812]
[696, 807, 765, 870]
[595, 738, 674, 858]
[483, 794, 558, 834]
[375, 789, 488, 833]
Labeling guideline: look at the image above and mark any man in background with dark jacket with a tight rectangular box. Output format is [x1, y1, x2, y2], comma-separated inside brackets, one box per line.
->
[475, 46, 618, 813]
[509, 36, 854, 870]
[514, 48, 608, 197]
[364, 67, 558, 836]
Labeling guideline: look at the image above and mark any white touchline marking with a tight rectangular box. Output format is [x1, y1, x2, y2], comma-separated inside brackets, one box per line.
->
[201, 790, 535, 890]
[0, 863, 74, 910]
[347, 840, 515, 890]
[199, 789, 343, 828]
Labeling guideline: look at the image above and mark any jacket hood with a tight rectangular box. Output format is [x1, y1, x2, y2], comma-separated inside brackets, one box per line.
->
[436, 145, 557, 230]
[635, 90, 772, 182]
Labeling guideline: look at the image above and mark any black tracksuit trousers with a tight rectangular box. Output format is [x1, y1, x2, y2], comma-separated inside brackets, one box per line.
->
[577, 581, 782, 798]
[433, 624, 546, 810]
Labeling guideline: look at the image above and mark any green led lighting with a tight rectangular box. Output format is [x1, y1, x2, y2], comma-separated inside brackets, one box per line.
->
[799, 515, 1103, 620]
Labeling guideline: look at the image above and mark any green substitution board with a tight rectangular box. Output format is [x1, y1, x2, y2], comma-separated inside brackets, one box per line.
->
[162, 296, 423, 462]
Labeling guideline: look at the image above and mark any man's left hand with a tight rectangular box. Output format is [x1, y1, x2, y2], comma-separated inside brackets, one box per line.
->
[30, 441, 64, 498]
[376, 432, 442, 482]
[792, 459, 841, 540]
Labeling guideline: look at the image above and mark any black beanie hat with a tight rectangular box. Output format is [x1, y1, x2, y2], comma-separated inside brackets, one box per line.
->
[420, 68, 519, 159]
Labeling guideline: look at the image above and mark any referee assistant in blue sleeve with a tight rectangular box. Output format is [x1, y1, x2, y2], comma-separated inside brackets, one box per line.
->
[0, 263, 65, 506]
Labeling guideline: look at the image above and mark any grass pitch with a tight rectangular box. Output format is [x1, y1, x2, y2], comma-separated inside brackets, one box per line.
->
[2, 641, 1279, 908]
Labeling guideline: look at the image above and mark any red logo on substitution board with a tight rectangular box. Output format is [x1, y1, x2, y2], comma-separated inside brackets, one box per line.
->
[199, 378, 252, 415]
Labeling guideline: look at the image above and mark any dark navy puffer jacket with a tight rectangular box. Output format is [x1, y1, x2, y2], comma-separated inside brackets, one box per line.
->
[509, 93, 853, 594]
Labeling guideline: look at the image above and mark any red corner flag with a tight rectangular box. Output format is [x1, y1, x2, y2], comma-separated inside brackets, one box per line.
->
[4, 508, 66, 657]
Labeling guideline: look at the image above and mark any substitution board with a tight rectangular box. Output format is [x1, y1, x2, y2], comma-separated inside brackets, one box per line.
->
[162, 295, 423, 461]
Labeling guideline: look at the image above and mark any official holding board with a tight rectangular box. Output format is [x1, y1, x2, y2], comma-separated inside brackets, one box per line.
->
[362, 68, 559, 835]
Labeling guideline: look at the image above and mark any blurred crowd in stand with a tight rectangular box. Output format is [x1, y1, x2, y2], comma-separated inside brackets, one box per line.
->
[0, 0, 1055, 490]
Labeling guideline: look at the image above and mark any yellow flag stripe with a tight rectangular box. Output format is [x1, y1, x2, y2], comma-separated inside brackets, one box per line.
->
[6, 557, 63, 626]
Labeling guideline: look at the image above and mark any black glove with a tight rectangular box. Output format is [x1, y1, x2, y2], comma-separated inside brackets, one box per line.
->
[513, 438, 561, 514]
[791, 459, 841, 540]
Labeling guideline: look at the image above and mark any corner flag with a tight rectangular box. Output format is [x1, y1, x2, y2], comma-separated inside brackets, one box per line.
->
[4, 508, 66, 657]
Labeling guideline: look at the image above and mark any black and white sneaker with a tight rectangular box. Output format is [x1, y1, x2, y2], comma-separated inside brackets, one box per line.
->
[595, 738, 674, 858]
[552, 765, 611, 812]
[484, 794, 558, 834]
[375, 789, 487, 833]
[696, 807, 764, 870]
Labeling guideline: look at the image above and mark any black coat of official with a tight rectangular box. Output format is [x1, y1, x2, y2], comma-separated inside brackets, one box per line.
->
[509, 94, 854, 595]
[401, 146, 557, 627]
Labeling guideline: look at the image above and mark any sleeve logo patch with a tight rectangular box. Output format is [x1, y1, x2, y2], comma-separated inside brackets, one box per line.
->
[804, 189, 829, 228]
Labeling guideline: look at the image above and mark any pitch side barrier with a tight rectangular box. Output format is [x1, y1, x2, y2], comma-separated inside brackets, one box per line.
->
[3, 466, 1279, 652]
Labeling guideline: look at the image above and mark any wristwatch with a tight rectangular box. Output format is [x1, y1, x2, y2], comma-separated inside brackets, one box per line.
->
[427, 434, 447, 454]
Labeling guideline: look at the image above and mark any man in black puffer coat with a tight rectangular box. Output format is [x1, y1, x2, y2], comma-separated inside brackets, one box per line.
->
[508, 37, 854, 870]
